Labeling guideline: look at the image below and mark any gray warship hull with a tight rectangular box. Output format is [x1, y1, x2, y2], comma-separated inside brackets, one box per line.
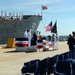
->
[0, 15, 42, 44]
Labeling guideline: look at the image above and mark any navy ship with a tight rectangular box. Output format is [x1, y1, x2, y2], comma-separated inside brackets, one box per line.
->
[0, 11, 42, 44]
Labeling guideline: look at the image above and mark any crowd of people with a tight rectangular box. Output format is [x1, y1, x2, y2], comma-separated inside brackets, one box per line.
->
[24, 29, 59, 50]
[24, 29, 42, 47]
[23, 30, 75, 51]
[67, 31, 75, 51]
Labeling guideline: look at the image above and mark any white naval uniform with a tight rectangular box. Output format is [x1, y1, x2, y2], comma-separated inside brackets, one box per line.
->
[55, 35, 59, 49]
[36, 32, 39, 40]
[51, 35, 56, 50]
[24, 30, 28, 38]
[27, 30, 31, 47]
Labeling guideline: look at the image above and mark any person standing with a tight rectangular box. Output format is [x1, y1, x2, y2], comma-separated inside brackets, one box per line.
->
[38, 31, 41, 40]
[55, 33, 59, 50]
[72, 31, 75, 37]
[72, 31, 75, 49]
[48, 35, 51, 41]
[27, 29, 32, 47]
[24, 30, 27, 38]
[36, 31, 39, 40]
[33, 32, 37, 45]
[51, 34, 56, 50]
[67, 34, 75, 51]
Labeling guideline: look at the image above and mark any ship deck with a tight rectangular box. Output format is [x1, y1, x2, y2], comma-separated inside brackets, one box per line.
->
[0, 41, 69, 75]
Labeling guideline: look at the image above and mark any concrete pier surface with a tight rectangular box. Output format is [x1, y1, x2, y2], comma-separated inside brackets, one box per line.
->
[0, 41, 69, 75]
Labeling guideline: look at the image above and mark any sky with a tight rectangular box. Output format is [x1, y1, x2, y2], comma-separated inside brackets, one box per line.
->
[0, 0, 75, 36]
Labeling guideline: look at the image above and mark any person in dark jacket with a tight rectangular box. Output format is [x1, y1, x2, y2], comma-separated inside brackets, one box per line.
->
[72, 31, 75, 49]
[67, 34, 75, 51]
[48, 35, 51, 41]
[32, 32, 37, 45]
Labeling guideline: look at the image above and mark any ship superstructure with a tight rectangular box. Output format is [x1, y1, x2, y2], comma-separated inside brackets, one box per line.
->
[0, 11, 42, 44]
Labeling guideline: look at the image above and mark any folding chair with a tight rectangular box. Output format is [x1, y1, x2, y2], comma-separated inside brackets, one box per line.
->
[66, 59, 75, 75]
[58, 54, 64, 61]
[72, 49, 75, 59]
[47, 55, 59, 75]
[63, 52, 69, 60]
[54, 60, 72, 75]
[68, 51, 73, 59]
[72, 62, 75, 75]
[21, 59, 40, 75]
[40, 57, 49, 75]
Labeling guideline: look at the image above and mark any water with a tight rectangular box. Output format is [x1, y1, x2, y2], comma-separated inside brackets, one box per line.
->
[45, 35, 68, 41]
[59, 36, 68, 41]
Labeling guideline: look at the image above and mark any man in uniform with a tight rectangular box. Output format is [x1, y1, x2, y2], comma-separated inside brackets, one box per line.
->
[51, 34, 56, 50]
[24, 29, 27, 38]
[55, 33, 59, 50]
[27, 29, 32, 47]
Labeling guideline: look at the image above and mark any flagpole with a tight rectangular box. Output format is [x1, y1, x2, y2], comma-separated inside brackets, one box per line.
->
[56, 20, 57, 34]
[55, 20, 57, 34]
[41, 5, 43, 16]
[41, 5, 48, 19]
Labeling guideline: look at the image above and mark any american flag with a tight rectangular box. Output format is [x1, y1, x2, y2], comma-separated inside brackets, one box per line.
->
[46, 21, 52, 31]
[42, 6, 48, 10]
[15, 38, 28, 47]
[51, 21, 57, 33]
